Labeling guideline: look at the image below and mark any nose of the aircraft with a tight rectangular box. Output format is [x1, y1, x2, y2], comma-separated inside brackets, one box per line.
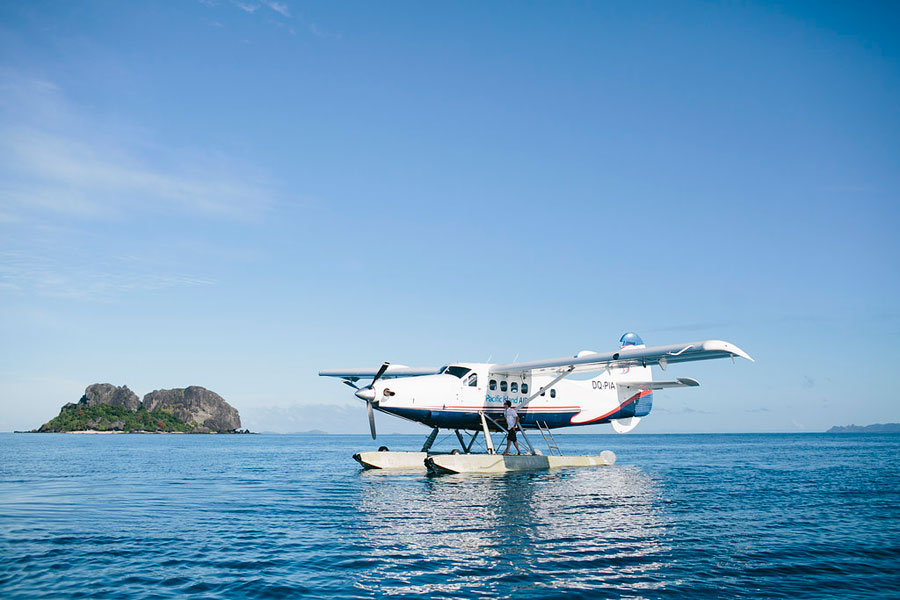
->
[355, 387, 376, 402]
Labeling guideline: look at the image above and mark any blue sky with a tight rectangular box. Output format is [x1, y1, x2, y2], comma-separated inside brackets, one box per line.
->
[1, 1, 898, 434]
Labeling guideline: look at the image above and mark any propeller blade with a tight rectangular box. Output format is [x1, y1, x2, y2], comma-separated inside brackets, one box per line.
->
[342, 380, 360, 390]
[372, 361, 390, 384]
[367, 400, 376, 439]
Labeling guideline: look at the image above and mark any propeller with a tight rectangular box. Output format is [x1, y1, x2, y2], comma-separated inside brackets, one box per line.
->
[344, 361, 390, 440]
[366, 400, 376, 440]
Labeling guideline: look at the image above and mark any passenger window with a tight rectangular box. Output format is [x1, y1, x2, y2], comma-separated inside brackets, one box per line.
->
[489, 379, 497, 391]
[511, 382, 518, 393]
[550, 389, 556, 398]
[500, 381, 508, 392]
[467, 373, 477, 387]
[540, 388, 545, 396]
[522, 383, 528, 394]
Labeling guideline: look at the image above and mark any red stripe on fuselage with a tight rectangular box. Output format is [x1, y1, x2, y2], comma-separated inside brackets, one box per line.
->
[571, 390, 652, 425]
[439, 405, 580, 411]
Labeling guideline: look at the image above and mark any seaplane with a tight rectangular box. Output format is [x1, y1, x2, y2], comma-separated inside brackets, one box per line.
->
[320, 333, 753, 474]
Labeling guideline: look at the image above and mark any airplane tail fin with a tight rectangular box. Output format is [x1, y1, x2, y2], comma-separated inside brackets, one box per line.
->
[611, 332, 653, 432]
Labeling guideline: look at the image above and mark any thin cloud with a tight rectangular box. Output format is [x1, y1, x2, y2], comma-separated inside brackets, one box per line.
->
[222, 1, 342, 39]
[235, 0, 290, 18]
[235, 2, 259, 13]
[0, 71, 276, 301]
[0, 251, 214, 301]
[0, 72, 274, 222]
[308, 22, 341, 40]
[260, 0, 290, 18]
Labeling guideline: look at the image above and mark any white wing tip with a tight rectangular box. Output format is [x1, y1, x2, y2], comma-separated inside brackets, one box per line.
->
[702, 340, 754, 362]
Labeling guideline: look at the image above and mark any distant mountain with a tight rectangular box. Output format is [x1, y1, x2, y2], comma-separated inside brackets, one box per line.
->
[36, 383, 242, 433]
[827, 423, 900, 433]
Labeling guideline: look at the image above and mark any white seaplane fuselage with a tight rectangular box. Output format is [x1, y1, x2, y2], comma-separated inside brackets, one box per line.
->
[366, 362, 654, 434]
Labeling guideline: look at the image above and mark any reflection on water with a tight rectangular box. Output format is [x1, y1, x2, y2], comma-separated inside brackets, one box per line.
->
[357, 466, 669, 597]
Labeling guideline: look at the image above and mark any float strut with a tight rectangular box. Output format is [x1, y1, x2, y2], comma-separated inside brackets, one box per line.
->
[455, 430, 480, 454]
[454, 429, 466, 452]
[479, 411, 495, 454]
[421, 427, 440, 452]
[465, 431, 479, 453]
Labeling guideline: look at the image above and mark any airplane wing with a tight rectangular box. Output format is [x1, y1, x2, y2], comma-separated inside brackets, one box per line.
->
[617, 377, 700, 390]
[490, 340, 753, 377]
[319, 366, 441, 382]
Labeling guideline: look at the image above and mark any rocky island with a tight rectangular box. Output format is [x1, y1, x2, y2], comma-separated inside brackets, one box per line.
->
[35, 383, 245, 433]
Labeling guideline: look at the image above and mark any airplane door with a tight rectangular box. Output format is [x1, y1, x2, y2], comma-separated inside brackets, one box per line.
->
[457, 371, 484, 407]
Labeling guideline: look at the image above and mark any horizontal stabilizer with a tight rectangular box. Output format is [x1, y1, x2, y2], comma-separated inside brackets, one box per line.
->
[617, 377, 700, 390]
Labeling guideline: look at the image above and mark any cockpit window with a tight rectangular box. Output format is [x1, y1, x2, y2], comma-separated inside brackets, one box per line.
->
[466, 373, 477, 387]
[442, 366, 472, 378]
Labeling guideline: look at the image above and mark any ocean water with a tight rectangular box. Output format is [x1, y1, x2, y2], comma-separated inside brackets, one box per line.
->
[1, 432, 898, 599]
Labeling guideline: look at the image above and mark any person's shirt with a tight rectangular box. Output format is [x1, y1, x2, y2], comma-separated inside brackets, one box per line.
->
[505, 406, 518, 429]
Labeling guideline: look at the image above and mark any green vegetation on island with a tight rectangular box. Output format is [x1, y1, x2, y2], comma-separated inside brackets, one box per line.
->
[39, 403, 195, 433]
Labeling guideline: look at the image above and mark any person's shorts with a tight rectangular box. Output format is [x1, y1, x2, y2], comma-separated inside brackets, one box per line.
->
[507, 429, 517, 441]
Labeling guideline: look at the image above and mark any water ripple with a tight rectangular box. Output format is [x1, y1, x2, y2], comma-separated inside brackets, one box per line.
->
[1, 433, 898, 599]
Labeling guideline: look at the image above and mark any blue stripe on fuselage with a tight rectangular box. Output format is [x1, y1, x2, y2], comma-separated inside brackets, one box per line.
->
[381, 407, 580, 430]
